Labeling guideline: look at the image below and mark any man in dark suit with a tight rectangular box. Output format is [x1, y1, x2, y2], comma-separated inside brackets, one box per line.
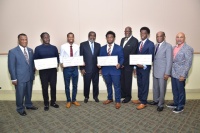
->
[8, 33, 38, 116]
[132, 27, 155, 110]
[98, 31, 124, 109]
[120, 26, 138, 103]
[80, 31, 101, 103]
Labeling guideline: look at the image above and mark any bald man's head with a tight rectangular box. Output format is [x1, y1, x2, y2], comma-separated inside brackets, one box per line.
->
[156, 31, 165, 43]
[124, 26, 132, 38]
[176, 32, 185, 45]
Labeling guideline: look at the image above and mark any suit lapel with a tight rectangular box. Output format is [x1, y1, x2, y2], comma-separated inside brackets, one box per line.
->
[17, 46, 29, 65]
[124, 36, 132, 48]
[111, 44, 116, 55]
[174, 43, 186, 61]
[156, 42, 166, 55]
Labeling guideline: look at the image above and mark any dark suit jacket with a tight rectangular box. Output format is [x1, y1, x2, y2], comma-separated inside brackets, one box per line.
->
[99, 44, 124, 75]
[137, 39, 155, 70]
[120, 36, 138, 70]
[8, 46, 35, 82]
[80, 41, 101, 73]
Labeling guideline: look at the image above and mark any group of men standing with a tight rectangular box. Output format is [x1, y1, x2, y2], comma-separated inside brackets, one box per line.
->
[8, 26, 193, 116]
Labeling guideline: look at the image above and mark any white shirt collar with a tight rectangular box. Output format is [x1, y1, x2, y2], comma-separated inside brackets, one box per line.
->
[141, 38, 147, 45]
[157, 41, 164, 47]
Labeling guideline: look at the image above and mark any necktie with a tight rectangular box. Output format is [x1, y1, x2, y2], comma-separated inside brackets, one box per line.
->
[70, 45, 73, 57]
[91, 42, 94, 55]
[155, 43, 160, 55]
[24, 48, 29, 64]
[108, 44, 112, 56]
[139, 42, 143, 52]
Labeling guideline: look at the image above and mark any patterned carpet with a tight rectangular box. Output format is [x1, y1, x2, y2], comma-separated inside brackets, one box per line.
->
[0, 100, 200, 133]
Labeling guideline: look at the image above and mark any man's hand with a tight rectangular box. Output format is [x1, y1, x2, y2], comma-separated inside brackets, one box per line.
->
[116, 63, 120, 69]
[179, 76, 185, 81]
[137, 64, 144, 68]
[97, 65, 101, 69]
[12, 81, 17, 86]
[121, 65, 124, 68]
[133, 69, 137, 76]
[164, 74, 170, 80]
[81, 69, 86, 75]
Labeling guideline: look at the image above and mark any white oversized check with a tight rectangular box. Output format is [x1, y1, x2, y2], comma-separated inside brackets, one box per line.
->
[129, 55, 152, 65]
[34, 57, 58, 70]
[63, 56, 84, 67]
[97, 56, 118, 66]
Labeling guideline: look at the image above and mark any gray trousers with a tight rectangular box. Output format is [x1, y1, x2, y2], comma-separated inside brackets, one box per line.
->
[15, 80, 33, 113]
[153, 76, 167, 107]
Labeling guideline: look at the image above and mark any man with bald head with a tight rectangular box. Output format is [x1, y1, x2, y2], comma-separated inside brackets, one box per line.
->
[149, 31, 173, 112]
[120, 26, 138, 103]
[166, 32, 193, 113]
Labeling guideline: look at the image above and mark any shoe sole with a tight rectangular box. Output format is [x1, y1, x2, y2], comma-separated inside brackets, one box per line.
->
[173, 109, 184, 113]
[166, 105, 176, 109]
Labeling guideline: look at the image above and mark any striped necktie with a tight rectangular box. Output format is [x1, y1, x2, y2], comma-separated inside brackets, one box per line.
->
[24, 48, 29, 64]
[108, 44, 112, 56]
[139, 42, 143, 52]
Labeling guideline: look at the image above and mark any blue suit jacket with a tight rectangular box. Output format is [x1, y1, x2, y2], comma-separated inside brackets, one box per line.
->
[8, 46, 35, 83]
[99, 44, 124, 75]
[137, 39, 155, 70]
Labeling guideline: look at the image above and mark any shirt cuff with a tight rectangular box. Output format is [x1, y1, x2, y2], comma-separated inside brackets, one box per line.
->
[143, 65, 147, 70]
[134, 66, 136, 69]
[12, 79, 17, 82]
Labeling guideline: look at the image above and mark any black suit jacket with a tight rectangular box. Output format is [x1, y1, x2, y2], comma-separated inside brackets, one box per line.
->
[120, 36, 138, 70]
[80, 41, 101, 73]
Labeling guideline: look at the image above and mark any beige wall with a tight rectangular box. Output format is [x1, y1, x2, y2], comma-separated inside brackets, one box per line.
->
[0, 0, 200, 53]
[1, 54, 200, 92]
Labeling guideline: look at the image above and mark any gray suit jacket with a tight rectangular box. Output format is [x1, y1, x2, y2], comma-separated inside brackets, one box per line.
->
[172, 43, 193, 79]
[8, 46, 35, 83]
[153, 41, 173, 78]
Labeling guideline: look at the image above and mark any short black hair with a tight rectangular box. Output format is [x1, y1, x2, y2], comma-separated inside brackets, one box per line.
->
[18, 33, 27, 39]
[40, 32, 49, 39]
[67, 32, 74, 37]
[140, 27, 150, 34]
[106, 31, 116, 38]
[88, 31, 96, 37]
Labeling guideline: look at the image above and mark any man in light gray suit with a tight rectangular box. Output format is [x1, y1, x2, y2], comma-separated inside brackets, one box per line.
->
[166, 32, 193, 113]
[149, 31, 173, 112]
[8, 33, 38, 116]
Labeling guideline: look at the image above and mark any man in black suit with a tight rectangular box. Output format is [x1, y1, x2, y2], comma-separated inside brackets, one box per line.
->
[120, 27, 138, 103]
[80, 31, 101, 103]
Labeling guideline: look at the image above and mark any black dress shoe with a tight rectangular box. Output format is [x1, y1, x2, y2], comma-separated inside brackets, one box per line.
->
[50, 103, 59, 108]
[19, 111, 27, 116]
[157, 106, 164, 112]
[44, 106, 49, 111]
[122, 98, 130, 103]
[26, 106, 38, 110]
[149, 101, 158, 105]
[84, 98, 88, 103]
[94, 98, 99, 102]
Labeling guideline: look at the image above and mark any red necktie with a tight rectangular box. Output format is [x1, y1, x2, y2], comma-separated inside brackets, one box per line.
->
[70, 45, 73, 57]
[108, 44, 112, 56]
[139, 42, 143, 52]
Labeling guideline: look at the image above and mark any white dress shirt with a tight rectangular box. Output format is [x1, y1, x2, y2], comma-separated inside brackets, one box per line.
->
[123, 35, 132, 47]
[139, 38, 147, 51]
[60, 43, 80, 63]
[89, 41, 94, 53]
[106, 43, 114, 55]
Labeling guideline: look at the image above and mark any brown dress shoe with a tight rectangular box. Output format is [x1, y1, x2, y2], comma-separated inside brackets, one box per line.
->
[66, 102, 71, 108]
[103, 100, 113, 104]
[115, 103, 121, 109]
[136, 104, 147, 110]
[72, 101, 80, 106]
[132, 100, 141, 104]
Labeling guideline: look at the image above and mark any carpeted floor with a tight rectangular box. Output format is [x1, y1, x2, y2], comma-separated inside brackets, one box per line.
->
[0, 100, 200, 133]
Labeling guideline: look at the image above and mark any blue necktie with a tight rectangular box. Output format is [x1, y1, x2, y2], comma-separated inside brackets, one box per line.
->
[91, 42, 94, 55]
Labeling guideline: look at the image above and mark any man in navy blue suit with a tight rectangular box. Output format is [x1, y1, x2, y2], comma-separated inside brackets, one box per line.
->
[8, 33, 38, 116]
[98, 31, 124, 109]
[80, 31, 101, 103]
[132, 27, 155, 110]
